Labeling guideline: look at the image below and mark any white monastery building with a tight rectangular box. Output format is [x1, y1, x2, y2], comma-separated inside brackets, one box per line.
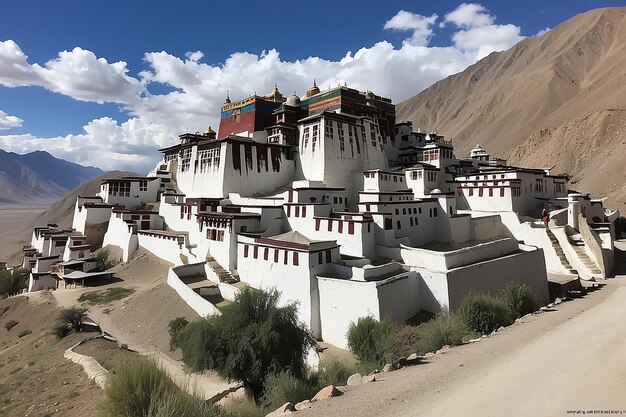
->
[21, 82, 619, 349]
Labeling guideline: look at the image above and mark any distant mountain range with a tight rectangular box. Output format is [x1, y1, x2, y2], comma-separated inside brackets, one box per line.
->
[0, 149, 103, 204]
[397, 7, 626, 210]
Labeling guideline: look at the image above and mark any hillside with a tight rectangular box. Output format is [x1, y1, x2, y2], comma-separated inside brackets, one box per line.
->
[396, 7, 626, 210]
[0, 149, 103, 204]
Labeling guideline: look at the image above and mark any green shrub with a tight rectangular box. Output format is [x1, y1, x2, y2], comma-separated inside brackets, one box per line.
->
[416, 313, 467, 355]
[99, 358, 218, 417]
[458, 293, 514, 335]
[167, 317, 190, 351]
[17, 329, 32, 338]
[95, 249, 114, 271]
[347, 316, 394, 366]
[53, 323, 71, 338]
[4, 320, 18, 331]
[261, 371, 319, 410]
[317, 359, 358, 387]
[59, 307, 88, 333]
[500, 282, 542, 318]
[0, 268, 29, 297]
[175, 288, 315, 400]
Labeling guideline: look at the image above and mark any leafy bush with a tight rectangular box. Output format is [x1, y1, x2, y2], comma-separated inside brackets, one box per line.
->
[0, 268, 29, 297]
[53, 323, 72, 338]
[167, 317, 189, 351]
[500, 282, 542, 318]
[261, 371, 319, 410]
[458, 293, 514, 335]
[99, 358, 218, 417]
[317, 359, 358, 387]
[17, 329, 32, 338]
[4, 320, 18, 331]
[95, 248, 113, 271]
[415, 313, 467, 355]
[347, 316, 394, 366]
[59, 307, 88, 333]
[175, 288, 315, 400]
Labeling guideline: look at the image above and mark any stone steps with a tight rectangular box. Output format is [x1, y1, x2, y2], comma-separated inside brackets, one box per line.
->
[205, 257, 239, 285]
[546, 229, 575, 271]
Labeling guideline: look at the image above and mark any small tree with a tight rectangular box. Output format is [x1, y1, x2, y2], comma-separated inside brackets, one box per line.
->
[176, 288, 315, 400]
[55, 307, 89, 337]
[0, 268, 29, 297]
[95, 249, 111, 271]
[347, 316, 394, 366]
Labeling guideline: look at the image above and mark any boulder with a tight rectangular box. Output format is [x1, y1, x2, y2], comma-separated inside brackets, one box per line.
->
[554, 297, 563, 305]
[363, 374, 377, 383]
[265, 402, 295, 417]
[295, 400, 312, 411]
[540, 306, 548, 311]
[497, 326, 505, 332]
[436, 346, 450, 354]
[313, 385, 341, 401]
[347, 373, 362, 386]
[407, 353, 420, 364]
[424, 352, 436, 357]
[547, 303, 555, 308]
[382, 363, 394, 373]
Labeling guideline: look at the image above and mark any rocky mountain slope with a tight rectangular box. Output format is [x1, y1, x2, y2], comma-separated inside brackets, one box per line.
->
[397, 7, 626, 210]
[0, 149, 103, 204]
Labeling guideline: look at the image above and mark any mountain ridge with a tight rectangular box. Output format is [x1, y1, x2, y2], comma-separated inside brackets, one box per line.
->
[0, 149, 104, 204]
[396, 6, 626, 210]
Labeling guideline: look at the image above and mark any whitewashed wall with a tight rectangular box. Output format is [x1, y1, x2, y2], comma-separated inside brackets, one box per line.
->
[167, 266, 221, 318]
[137, 233, 182, 266]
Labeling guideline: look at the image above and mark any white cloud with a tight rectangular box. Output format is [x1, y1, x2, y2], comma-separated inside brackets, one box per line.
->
[443, 3, 524, 59]
[384, 10, 438, 46]
[0, 40, 143, 104]
[0, 110, 23, 130]
[0, 3, 526, 173]
[535, 27, 551, 37]
[443, 3, 494, 28]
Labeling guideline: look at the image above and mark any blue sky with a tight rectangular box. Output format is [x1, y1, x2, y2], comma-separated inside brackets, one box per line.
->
[0, 0, 622, 171]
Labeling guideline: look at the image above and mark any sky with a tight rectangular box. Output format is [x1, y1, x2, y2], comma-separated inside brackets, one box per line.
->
[0, 0, 622, 173]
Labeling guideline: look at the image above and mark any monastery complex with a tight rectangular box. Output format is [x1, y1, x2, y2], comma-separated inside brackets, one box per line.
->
[20, 82, 620, 348]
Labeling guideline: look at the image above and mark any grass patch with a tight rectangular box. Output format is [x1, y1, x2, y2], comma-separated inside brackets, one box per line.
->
[100, 358, 218, 417]
[79, 287, 135, 305]
[261, 370, 319, 411]
[4, 320, 18, 331]
[17, 329, 32, 338]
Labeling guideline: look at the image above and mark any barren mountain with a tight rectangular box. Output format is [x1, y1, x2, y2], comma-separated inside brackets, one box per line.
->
[397, 7, 626, 210]
[0, 149, 103, 204]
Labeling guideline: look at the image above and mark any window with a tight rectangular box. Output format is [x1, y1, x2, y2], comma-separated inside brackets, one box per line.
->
[348, 222, 354, 234]
[410, 218, 413, 226]
[318, 252, 324, 264]
[489, 188, 493, 197]
[179, 148, 192, 172]
[139, 180, 148, 192]
[274, 249, 279, 263]
[254, 246, 258, 258]
[500, 188, 505, 197]
[198, 147, 221, 172]
[264, 248, 269, 260]
[396, 220, 401, 229]
[434, 208, 438, 217]
[244, 245, 249, 257]
[419, 207, 422, 214]
[293, 252, 299, 266]
[479, 188, 484, 197]
[284, 251, 288, 264]
[326, 250, 332, 263]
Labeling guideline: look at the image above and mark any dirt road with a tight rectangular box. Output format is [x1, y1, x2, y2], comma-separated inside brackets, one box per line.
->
[302, 261, 626, 416]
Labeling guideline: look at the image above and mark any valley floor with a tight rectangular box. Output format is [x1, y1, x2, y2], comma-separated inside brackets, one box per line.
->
[300, 243, 626, 417]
